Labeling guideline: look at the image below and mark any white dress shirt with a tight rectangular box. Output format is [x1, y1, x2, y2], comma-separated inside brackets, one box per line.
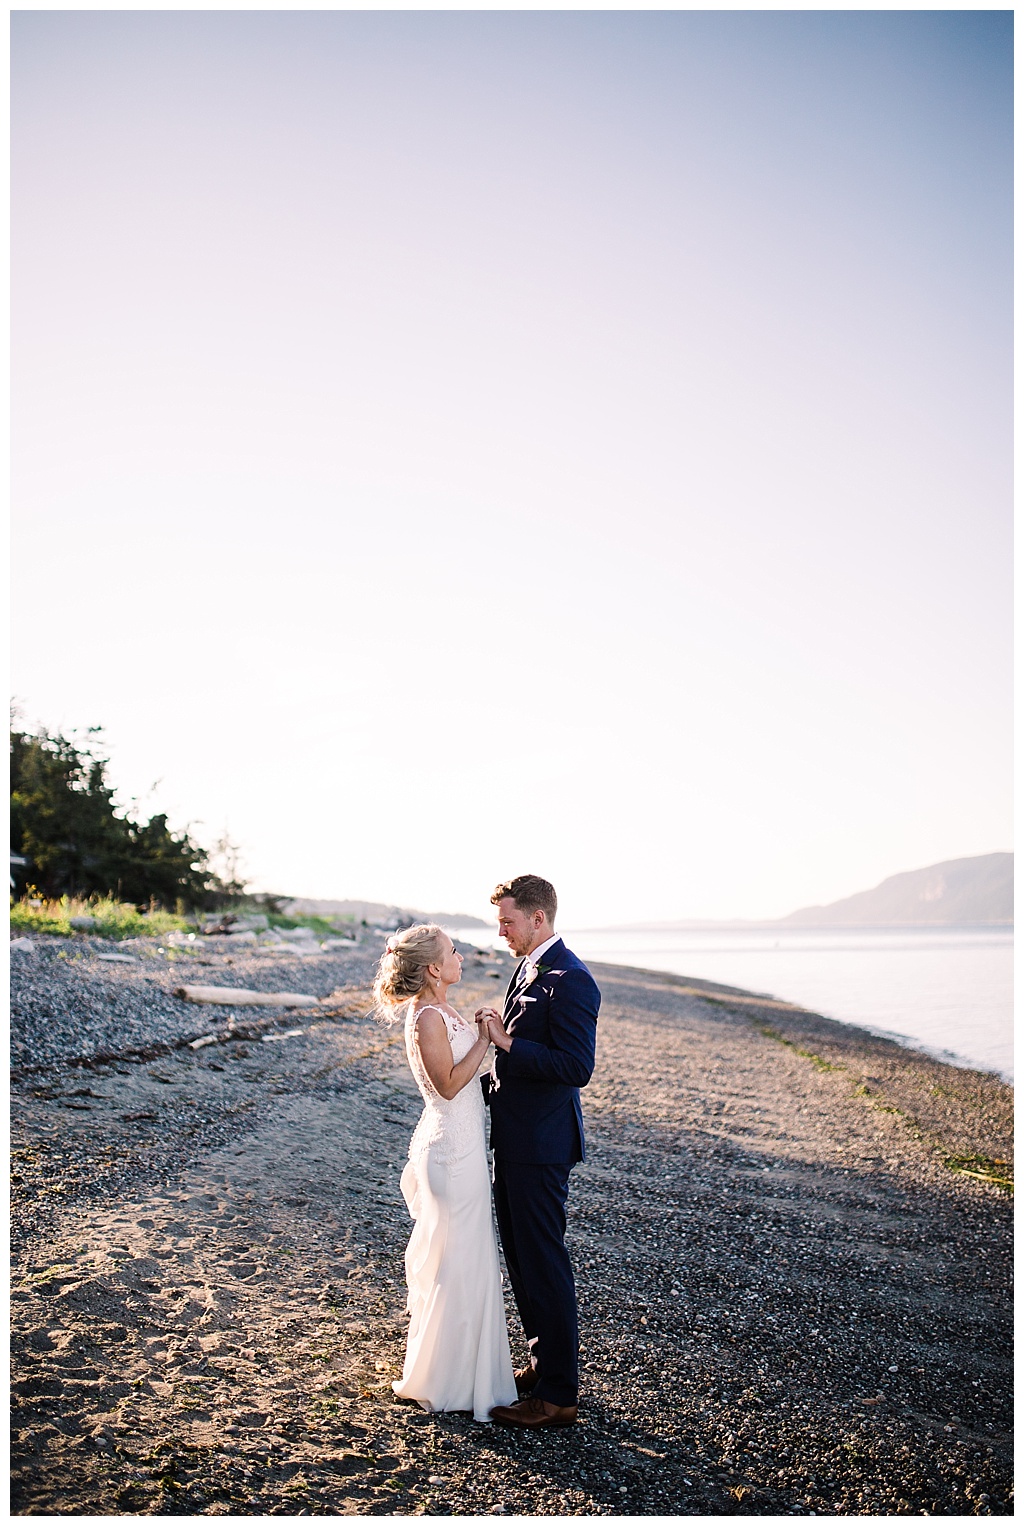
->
[496, 933, 562, 1077]
[520, 932, 561, 980]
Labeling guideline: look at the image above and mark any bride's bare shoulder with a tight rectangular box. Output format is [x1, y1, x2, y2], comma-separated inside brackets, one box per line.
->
[411, 1002, 447, 1030]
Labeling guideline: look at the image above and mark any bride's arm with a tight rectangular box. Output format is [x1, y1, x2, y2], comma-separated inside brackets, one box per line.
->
[414, 1009, 491, 1100]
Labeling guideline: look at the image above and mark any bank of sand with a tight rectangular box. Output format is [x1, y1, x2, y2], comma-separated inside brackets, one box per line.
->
[10, 934, 1012, 1516]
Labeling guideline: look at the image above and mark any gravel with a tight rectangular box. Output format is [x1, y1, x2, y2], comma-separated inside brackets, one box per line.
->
[9, 934, 390, 1071]
[10, 938, 1013, 1516]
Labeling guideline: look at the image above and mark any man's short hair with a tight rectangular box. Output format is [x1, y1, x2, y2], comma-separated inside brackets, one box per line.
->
[491, 874, 557, 923]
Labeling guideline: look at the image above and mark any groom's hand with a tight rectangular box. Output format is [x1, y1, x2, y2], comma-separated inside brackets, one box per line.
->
[483, 1015, 513, 1052]
[474, 1007, 511, 1051]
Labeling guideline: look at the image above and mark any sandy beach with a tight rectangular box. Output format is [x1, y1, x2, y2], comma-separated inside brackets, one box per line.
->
[10, 932, 1012, 1516]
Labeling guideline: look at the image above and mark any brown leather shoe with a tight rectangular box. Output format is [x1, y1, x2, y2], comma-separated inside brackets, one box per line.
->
[514, 1364, 540, 1394]
[489, 1396, 578, 1428]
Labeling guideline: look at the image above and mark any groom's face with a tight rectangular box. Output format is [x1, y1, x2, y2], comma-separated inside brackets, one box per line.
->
[496, 897, 545, 957]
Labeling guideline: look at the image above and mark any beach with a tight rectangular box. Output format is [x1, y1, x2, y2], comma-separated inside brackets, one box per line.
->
[10, 932, 1012, 1516]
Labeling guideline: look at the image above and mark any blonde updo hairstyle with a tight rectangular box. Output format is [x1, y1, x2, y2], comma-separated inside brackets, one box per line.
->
[372, 923, 449, 1021]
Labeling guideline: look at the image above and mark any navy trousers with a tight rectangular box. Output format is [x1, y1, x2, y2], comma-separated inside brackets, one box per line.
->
[492, 1157, 578, 1407]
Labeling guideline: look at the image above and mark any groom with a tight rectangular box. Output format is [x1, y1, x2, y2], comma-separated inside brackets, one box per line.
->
[477, 874, 600, 1428]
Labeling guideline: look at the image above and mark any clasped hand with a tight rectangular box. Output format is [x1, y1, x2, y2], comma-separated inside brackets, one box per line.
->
[474, 1006, 511, 1052]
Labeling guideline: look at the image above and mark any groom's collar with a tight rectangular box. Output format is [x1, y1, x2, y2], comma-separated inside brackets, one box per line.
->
[525, 933, 562, 968]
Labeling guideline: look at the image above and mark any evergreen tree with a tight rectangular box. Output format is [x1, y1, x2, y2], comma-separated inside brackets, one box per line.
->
[10, 724, 218, 907]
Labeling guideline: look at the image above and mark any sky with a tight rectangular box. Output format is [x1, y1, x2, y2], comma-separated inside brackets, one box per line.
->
[11, 11, 1012, 927]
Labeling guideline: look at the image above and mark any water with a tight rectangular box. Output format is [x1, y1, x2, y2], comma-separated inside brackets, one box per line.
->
[448, 924, 1013, 1082]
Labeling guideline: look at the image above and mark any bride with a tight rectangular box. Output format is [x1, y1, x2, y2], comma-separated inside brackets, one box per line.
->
[373, 925, 518, 1422]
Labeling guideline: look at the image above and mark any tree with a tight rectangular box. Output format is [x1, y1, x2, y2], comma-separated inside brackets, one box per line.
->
[10, 724, 220, 908]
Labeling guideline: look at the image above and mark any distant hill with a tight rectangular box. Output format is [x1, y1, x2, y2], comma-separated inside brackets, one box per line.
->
[281, 897, 489, 929]
[778, 853, 1013, 927]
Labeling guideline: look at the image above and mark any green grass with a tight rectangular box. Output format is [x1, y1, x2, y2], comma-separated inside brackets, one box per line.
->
[754, 1018, 1013, 1196]
[267, 912, 352, 936]
[754, 1023, 846, 1071]
[943, 1154, 1013, 1193]
[10, 893, 190, 940]
[853, 1083, 902, 1114]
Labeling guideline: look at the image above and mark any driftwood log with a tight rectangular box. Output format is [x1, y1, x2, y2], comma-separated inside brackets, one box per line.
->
[173, 985, 319, 1007]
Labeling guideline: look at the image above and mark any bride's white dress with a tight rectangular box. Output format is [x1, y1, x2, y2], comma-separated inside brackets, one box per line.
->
[392, 1003, 518, 1422]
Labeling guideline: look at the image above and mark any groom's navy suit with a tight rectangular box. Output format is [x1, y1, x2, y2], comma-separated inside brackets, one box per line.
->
[483, 937, 600, 1407]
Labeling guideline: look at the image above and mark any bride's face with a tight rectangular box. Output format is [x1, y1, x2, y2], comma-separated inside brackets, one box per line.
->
[433, 938, 463, 986]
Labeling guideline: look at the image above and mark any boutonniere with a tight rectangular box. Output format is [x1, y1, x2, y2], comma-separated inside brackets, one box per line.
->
[521, 960, 564, 992]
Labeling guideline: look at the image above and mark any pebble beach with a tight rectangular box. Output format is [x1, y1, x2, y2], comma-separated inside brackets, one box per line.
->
[10, 928, 1013, 1516]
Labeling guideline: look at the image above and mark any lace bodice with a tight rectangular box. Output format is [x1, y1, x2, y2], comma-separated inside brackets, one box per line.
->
[404, 1003, 486, 1164]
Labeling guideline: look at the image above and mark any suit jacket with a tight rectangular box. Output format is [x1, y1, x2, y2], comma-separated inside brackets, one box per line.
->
[483, 937, 600, 1164]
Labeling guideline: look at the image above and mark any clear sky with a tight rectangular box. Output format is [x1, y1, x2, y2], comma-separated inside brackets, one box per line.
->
[12, 11, 1012, 926]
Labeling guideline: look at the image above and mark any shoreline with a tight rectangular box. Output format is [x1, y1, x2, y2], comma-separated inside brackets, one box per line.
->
[11, 933, 1013, 1515]
[598, 949, 1014, 1072]
[587, 959, 1013, 1190]
[554, 927, 1014, 1084]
